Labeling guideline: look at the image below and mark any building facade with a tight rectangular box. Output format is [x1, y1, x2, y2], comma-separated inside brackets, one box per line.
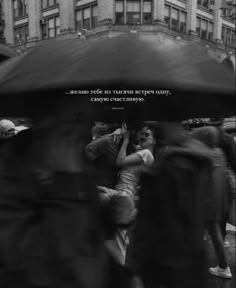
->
[0, 0, 5, 43]
[1, 0, 235, 69]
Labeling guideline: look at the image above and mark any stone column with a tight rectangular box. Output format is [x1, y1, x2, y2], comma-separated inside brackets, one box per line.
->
[213, 0, 223, 44]
[28, 0, 40, 46]
[3, 0, 14, 45]
[153, 0, 165, 23]
[97, 0, 115, 25]
[59, 0, 75, 36]
[186, 0, 199, 39]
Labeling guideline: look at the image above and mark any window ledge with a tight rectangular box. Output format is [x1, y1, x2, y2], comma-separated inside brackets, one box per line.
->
[75, 1, 97, 8]
[222, 17, 235, 24]
[197, 5, 214, 15]
[14, 15, 28, 21]
[41, 4, 59, 12]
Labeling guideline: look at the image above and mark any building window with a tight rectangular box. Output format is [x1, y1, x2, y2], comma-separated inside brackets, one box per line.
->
[41, 0, 58, 9]
[196, 16, 214, 41]
[222, 26, 236, 48]
[83, 7, 91, 30]
[75, 4, 98, 31]
[143, 0, 152, 24]
[164, 5, 170, 28]
[201, 19, 207, 40]
[171, 8, 179, 32]
[91, 5, 98, 28]
[220, 4, 236, 20]
[13, 0, 28, 18]
[232, 31, 236, 48]
[164, 5, 187, 34]
[41, 16, 60, 39]
[115, 0, 152, 25]
[208, 22, 213, 41]
[115, 1, 124, 24]
[180, 11, 187, 33]
[197, 0, 213, 10]
[15, 24, 28, 45]
[127, 1, 141, 24]
[126, 1, 141, 24]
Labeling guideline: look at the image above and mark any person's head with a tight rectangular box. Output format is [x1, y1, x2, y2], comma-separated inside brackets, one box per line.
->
[0, 119, 16, 139]
[152, 122, 189, 148]
[135, 122, 158, 151]
[27, 97, 95, 174]
[192, 126, 220, 149]
[91, 122, 119, 139]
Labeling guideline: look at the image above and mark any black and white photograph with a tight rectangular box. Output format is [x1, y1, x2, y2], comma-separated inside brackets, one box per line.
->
[0, 1, 235, 288]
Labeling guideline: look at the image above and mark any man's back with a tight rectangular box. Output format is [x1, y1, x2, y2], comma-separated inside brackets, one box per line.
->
[86, 135, 120, 188]
[131, 139, 214, 288]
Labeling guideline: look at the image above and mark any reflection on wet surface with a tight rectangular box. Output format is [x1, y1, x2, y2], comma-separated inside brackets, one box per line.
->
[208, 278, 233, 288]
[131, 230, 235, 288]
[206, 232, 235, 288]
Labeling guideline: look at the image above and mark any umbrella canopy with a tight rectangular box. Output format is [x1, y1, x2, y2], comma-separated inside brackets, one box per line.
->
[0, 34, 235, 119]
[0, 34, 234, 92]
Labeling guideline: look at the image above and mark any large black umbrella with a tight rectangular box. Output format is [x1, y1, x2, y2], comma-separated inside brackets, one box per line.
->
[0, 34, 235, 119]
[0, 34, 234, 288]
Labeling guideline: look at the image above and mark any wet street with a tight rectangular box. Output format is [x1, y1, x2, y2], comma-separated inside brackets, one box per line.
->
[206, 229, 235, 288]
[131, 226, 235, 288]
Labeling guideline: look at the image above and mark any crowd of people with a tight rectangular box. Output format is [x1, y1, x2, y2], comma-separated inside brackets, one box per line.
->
[0, 116, 235, 288]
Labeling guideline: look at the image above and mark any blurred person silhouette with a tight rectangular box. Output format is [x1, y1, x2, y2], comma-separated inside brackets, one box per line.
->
[206, 118, 235, 174]
[85, 121, 121, 189]
[0, 99, 133, 288]
[192, 126, 232, 279]
[85, 121, 124, 257]
[130, 122, 215, 288]
[206, 118, 236, 247]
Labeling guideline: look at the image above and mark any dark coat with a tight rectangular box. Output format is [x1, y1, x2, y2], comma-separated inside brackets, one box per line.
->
[130, 138, 214, 288]
[192, 126, 232, 221]
[0, 133, 132, 288]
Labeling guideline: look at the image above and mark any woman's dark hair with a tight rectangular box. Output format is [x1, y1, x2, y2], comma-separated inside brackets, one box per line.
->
[132, 121, 159, 144]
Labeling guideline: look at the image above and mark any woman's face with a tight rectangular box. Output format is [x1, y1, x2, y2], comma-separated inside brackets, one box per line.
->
[136, 126, 156, 149]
